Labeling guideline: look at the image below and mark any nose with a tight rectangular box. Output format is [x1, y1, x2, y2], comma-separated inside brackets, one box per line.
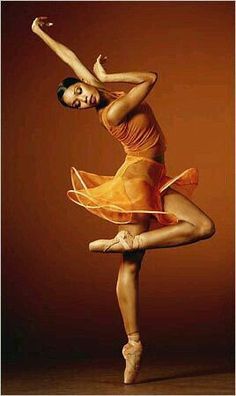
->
[80, 94, 88, 104]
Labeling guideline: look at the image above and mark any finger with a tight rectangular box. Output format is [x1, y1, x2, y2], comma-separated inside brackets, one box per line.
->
[38, 16, 48, 19]
[46, 22, 53, 26]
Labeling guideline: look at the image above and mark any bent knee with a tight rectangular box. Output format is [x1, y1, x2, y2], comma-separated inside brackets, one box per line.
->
[197, 217, 216, 239]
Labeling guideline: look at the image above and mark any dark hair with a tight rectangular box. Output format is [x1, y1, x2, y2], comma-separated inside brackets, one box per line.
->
[57, 77, 81, 107]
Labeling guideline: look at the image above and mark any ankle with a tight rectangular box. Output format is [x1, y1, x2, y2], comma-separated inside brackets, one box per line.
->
[133, 235, 144, 250]
[128, 331, 141, 343]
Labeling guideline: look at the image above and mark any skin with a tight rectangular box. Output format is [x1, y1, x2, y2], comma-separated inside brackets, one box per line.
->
[61, 81, 115, 114]
[62, 82, 101, 110]
[32, 16, 216, 345]
[115, 188, 215, 337]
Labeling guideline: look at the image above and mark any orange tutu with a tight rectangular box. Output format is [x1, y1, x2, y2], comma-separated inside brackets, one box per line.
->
[67, 155, 199, 225]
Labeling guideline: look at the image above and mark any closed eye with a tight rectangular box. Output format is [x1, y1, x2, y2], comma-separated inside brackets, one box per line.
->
[75, 87, 82, 95]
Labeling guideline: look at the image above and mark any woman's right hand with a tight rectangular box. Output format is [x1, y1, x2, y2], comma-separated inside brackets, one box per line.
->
[93, 54, 108, 83]
[31, 16, 53, 33]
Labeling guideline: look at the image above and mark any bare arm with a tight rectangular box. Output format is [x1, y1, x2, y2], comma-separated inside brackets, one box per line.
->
[107, 76, 157, 126]
[93, 55, 158, 125]
[31, 17, 104, 88]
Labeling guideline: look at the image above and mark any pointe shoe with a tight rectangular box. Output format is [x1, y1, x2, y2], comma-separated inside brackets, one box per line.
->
[89, 230, 141, 253]
[122, 340, 143, 384]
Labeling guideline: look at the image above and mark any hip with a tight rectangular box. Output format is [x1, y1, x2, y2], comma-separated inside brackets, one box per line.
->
[115, 153, 166, 188]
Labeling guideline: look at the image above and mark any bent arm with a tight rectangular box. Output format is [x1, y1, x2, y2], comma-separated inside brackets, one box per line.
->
[106, 71, 158, 126]
[103, 70, 157, 84]
[33, 21, 104, 88]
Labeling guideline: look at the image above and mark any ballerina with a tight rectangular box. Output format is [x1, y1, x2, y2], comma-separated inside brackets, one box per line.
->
[32, 16, 216, 384]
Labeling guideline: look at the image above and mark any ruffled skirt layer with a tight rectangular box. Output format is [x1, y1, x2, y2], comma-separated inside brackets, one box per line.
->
[67, 155, 199, 225]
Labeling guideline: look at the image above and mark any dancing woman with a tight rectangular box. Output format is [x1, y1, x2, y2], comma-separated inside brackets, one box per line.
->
[32, 17, 216, 384]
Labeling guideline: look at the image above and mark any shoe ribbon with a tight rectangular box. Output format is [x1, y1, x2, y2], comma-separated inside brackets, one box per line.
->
[103, 230, 134, 252]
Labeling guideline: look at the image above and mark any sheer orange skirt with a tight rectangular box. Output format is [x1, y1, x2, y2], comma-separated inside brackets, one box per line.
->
[67, 155, 199, 225]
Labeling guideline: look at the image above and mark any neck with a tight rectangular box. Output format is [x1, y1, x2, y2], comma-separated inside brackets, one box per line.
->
[95, 89, 115, 111]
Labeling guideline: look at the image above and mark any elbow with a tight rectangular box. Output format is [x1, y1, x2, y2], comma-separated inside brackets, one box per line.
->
[149, 72, 159, 84]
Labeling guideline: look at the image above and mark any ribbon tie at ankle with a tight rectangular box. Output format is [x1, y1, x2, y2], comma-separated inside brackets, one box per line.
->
[103, 230, 134, 252]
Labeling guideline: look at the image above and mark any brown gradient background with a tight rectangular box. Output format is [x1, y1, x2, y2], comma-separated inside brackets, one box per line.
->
[2, 2, 234, 361]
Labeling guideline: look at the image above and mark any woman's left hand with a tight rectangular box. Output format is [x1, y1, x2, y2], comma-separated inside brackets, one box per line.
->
[93, 54, 108, 83]
[31, 16, 53, 33]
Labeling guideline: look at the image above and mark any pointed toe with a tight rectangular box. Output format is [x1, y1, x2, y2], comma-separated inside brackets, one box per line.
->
[122, 340, 143, 384]
[89, 240, 104, 252]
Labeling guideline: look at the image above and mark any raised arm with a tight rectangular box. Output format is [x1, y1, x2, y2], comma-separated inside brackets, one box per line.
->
[31, 17, 104, 89]
[93, 55, 158, 126]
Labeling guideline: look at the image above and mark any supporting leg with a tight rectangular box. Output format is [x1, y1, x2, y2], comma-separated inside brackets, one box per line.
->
[115, 220, 150, 385]
[115, 219, 150, 337]
[116, 250, 144, 337]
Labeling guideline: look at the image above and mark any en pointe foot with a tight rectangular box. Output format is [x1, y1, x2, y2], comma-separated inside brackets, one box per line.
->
[122, 340, 143, 384]
[89, 230, 142, 253]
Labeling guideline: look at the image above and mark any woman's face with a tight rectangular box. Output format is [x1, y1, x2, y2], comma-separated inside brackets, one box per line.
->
[62, 82, 100, 109]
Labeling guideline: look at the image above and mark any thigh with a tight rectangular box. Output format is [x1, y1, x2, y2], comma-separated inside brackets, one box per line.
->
[162, 187, 213, 227]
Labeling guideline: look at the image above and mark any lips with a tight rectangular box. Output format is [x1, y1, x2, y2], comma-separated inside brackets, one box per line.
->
[90, 95, 96, 105]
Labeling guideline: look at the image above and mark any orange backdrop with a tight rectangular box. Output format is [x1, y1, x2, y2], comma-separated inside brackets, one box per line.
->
[2, 1, 234, 359]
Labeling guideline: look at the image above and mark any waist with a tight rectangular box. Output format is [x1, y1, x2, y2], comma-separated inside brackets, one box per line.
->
[124, 147, 165, 164]
[123, 134, 166, 163]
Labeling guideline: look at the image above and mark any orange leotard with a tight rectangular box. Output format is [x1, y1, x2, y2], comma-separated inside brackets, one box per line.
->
[101, 91, 166, 158]
[67, 91, 199, 225]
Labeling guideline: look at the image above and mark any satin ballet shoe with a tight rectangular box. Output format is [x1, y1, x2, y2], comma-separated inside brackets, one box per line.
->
[89, 230, 141, 253]
[122, 340, 143, 384]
